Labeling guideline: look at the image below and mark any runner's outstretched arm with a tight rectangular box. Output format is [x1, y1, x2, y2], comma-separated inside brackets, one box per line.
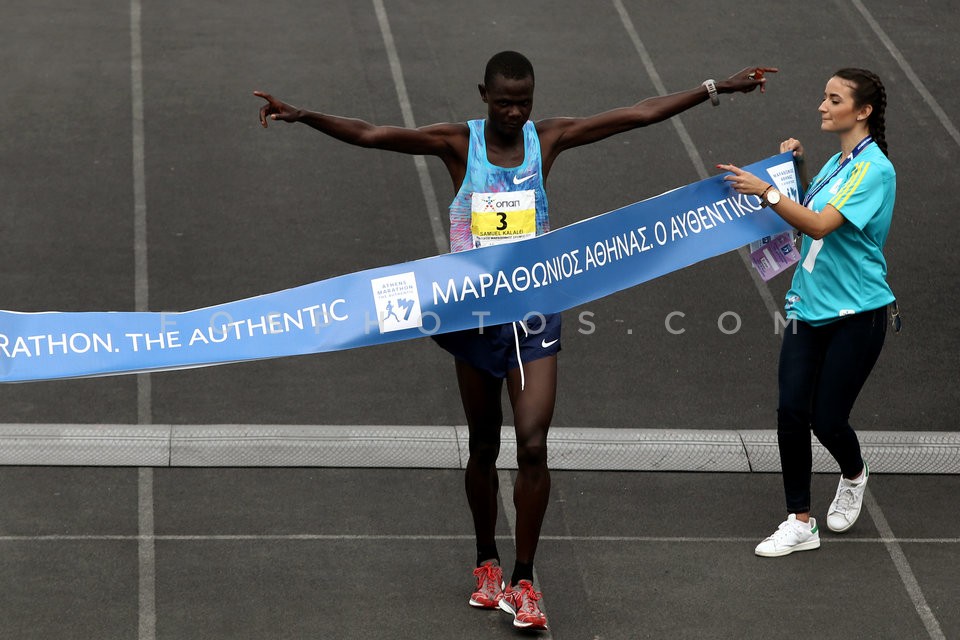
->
[254, 90, 466, 158]
[538, 66, 777, 162]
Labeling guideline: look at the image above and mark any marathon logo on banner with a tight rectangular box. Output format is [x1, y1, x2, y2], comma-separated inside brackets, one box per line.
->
[0, 153, 798, 383]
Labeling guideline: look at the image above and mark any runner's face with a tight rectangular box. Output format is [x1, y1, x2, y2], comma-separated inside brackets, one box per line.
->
[818, 76, 868, 133]
[481, 74, 534, 136]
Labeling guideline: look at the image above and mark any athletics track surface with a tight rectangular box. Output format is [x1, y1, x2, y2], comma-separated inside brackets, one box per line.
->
[1, 1, 958, 638]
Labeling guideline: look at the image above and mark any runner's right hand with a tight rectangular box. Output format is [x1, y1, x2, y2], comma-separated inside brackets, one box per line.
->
[254, 91, 300, 127]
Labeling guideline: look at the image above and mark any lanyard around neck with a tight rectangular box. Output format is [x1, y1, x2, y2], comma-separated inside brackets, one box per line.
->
[802, 136, 873, 207]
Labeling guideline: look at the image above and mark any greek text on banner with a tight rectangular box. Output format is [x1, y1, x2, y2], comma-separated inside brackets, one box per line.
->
[0, 153, 799, 383]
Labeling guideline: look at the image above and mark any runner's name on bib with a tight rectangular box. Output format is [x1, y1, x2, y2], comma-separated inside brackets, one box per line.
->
[471, 190, 536, 248]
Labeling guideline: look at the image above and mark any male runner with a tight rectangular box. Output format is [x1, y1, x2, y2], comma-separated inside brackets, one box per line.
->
[256, 51, 773, 630]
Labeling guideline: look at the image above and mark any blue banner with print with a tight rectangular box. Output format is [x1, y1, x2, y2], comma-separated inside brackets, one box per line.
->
[0, 153, 799, 383]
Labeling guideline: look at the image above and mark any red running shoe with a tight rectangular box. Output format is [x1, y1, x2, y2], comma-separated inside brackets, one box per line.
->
[469, 561, 504, 609]
[498, 580, 548, 629]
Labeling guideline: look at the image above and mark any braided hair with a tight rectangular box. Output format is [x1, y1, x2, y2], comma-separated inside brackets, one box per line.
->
[834, 68, 888, 157]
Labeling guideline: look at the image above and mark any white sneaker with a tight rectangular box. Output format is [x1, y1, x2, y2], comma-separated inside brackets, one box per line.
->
[755, 514, 821, 557]
[827, 462, 869, 533]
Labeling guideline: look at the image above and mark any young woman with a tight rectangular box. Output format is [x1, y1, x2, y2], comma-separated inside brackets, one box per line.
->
[718, 68, 896, 557]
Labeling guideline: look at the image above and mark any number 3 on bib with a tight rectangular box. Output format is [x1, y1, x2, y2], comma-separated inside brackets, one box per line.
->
[470, 190, 536, 248]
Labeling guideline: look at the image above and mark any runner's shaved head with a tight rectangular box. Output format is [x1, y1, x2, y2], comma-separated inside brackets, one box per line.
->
[484, 51, 534, 87]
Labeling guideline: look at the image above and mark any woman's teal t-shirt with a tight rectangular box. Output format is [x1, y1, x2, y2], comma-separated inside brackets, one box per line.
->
[786, 142, 896, 324]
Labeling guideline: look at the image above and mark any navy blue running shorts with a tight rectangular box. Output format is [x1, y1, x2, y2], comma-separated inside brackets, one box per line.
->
[431, 312, 561, 379]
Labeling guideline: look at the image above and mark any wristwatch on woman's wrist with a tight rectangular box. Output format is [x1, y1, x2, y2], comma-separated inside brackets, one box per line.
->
[760, 184, 781, 206]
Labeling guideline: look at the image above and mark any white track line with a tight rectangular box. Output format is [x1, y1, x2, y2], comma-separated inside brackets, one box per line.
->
[844, 3, 950, 635]
[371, 0, 447, 254]
[610, 0, 781, 319]
[864, 489, 946, 640]
[3, 533, 957, 544]
[130, 2, 156, 638]
[851, 0, 960, 149]
[137, 467, 157, 640]
[129, 0, 152, 426]
[613, 2, 947, 637]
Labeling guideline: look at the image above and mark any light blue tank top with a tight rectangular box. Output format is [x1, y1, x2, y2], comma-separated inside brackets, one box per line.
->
[447, 119, 549, 253]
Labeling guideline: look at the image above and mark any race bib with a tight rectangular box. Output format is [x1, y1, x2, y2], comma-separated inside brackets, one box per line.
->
[470, 190, 536, 248]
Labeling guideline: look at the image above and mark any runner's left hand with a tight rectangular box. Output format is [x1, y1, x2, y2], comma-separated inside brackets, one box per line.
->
[721, 67, 778, 94]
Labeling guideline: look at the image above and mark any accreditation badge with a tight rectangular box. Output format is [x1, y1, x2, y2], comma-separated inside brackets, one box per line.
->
[470, 190, 536, 248]
[748, 231, 800, 281]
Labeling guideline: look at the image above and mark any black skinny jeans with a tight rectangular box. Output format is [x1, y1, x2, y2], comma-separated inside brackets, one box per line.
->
[777, 306, 888, 513]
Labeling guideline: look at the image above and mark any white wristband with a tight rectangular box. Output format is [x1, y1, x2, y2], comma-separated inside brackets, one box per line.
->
[703, 79, 719, 106]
